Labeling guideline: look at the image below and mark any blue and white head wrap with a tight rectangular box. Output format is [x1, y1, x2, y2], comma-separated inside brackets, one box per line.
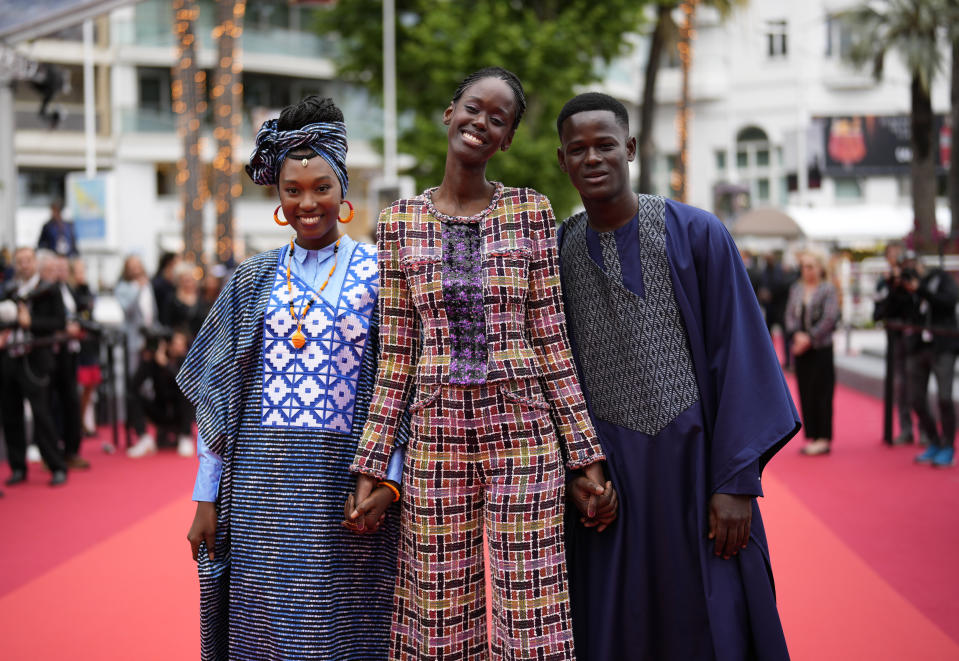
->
[247, 119, 349, 196]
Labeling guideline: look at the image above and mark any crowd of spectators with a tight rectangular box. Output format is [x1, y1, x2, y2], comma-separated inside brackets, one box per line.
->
[875, 244, 957, 468]
[0, 202, 226, 492]
[741, 243, 956, 469]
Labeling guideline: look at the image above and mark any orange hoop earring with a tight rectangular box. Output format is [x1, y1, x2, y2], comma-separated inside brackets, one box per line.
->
[338, 200, 355, 224]
[273, 205, 289, 227]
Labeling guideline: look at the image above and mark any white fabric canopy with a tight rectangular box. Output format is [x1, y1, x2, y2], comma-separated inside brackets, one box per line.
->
[784, 204, 952, 243]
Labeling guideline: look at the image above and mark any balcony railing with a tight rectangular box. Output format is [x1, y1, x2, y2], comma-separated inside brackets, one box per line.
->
[114, 0, 338, 60]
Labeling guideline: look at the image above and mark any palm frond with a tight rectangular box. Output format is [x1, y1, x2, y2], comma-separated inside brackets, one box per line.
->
[840, 0, 944, 89]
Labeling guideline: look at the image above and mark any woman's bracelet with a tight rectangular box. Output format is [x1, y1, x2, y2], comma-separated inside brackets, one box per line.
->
[378, 480, 401, 503]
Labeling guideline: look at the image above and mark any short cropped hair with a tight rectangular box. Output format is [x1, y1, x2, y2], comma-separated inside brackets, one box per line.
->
[556, 92, 630, 137]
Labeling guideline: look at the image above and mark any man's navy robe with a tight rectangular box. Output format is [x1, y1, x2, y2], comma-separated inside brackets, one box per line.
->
[560, 198, 800, 661]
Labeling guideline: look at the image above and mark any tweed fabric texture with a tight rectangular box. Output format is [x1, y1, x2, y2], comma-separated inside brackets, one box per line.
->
[559, 194, 700, 435]
[261, 243, 377, 431]
[393, 379, 574, 660]
[178, 247, 403, 661]
[352, 186, 603, 478]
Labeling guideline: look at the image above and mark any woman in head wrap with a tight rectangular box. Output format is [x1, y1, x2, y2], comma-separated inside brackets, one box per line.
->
[178, 95, 406, 660]
[347, 67, 612, 660]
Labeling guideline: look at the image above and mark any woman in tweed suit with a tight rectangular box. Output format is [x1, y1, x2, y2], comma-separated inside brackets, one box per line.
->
[785, 249, 840, 456]
[348, 67, 612, 660]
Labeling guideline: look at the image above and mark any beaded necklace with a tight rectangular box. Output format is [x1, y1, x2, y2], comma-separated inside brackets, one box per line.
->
[286, 236, 339, 349]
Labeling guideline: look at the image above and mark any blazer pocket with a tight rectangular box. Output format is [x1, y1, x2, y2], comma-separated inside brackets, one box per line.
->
[409, 385, 442, 413]
[486, 246, 531, 302]
[499, 381, 551, 412]
[400, 254, 442, 274]
[400, 253, 443, 310]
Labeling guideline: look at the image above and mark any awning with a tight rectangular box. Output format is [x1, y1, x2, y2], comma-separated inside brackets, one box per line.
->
[729, 207, 804, 239]
[785, 204, 952, 243]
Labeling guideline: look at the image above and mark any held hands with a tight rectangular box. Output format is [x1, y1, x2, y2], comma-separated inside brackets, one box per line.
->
[187, 501, 217, 561]
[343, 474, 394, 534]
[791, 331, 811, 356]
[708, 493, 752, 559]
[568, 462, 618, 532]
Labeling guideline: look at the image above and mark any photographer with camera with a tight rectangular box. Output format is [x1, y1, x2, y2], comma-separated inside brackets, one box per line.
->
[125, 327, 194, 458]
[0, 248, 68, 486]
[875, 242, 917, 444]
[902, 254, 958, 468]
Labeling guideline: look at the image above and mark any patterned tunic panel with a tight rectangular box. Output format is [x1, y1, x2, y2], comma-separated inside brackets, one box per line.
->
[560, 194, 700, 435]
[440, 222, 488, 385]
[261, 243, 378, 432]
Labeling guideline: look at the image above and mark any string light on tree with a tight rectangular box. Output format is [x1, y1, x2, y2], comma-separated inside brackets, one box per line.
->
[212, 0, 246, 267]
[172, 0, 205, 267]
[674, 0, 698, 204]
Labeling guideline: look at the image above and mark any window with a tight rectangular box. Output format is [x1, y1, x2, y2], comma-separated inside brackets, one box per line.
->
[156, 163, 177, 197]
[138, 67, 172, 112]
[715, 150, 727, 171]
[834, 177, 863, 200]
[766, 20, 788, 58]
[18, 169, 67, 206]
[735, 126, 779, 207]
[757, 178, 770, 201]
[825, 15, 854, 59]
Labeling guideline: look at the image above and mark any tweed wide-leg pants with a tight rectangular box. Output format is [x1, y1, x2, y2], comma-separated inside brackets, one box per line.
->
[392, 379, 575, 661]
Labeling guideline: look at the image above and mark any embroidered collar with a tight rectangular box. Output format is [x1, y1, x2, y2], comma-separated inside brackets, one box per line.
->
[291, 234, 352, 265]
[423, 181, 504, 224]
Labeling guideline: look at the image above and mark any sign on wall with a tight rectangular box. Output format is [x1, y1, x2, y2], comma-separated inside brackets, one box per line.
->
[815, 115, 950, 176]
[66, 172, 115, 248]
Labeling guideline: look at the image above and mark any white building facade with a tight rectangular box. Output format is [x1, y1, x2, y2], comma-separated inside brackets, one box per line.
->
[8, 0, 955, 282]
[601, 0, 953, 246]
[9, 0, 388, 281]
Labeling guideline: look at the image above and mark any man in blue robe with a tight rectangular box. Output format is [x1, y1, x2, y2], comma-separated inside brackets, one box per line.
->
[555, 92, 800, 660]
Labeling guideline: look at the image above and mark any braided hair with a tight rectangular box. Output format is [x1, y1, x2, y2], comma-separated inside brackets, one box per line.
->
[452, 67, 527, 130]
[278, 95, 344, 133]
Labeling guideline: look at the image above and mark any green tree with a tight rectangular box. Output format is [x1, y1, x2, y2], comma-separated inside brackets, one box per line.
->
[315, 0, 648, 217]
[844, 0, 945, 250]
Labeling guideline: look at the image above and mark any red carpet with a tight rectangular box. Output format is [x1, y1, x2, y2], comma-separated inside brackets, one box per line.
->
[1, 372, 957, 659]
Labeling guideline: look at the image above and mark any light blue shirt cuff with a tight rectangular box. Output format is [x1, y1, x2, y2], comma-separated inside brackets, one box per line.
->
[385, 444, 405, 484]
[192, 432, 223, 502]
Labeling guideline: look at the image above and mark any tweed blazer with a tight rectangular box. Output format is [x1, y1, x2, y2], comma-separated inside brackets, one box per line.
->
[352, 186, 604, 479]
[785, 280, 840, 349]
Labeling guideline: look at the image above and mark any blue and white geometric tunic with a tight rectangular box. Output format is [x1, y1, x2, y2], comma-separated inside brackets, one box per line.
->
[262, 242, 377, 432]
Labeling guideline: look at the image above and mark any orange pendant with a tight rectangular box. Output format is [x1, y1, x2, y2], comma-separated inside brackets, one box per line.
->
[290, 328, 306, 350]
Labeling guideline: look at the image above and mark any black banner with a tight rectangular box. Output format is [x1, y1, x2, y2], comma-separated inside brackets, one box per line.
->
[816, 114, 950, 176]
